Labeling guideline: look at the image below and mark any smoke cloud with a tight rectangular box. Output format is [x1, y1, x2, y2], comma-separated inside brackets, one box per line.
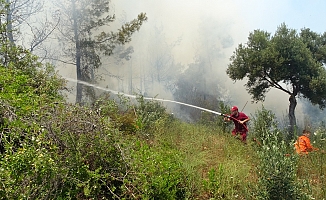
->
[55, 0, 326, 125]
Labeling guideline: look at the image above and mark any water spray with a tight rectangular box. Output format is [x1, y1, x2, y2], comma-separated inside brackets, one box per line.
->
[64, 77, 227, 116]
[64, 77, 250, 131]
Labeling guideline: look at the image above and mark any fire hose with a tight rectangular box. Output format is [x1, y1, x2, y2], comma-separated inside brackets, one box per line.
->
[64, 77, 248, 131]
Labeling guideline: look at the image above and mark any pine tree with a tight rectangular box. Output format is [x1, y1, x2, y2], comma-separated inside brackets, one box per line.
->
[55, 0, 147, 103]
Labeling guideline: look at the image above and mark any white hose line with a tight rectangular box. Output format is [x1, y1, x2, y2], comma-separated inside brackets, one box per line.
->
[64, 77, 224, 116]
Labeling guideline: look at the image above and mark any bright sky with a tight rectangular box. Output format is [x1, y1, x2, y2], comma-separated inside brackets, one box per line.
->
[236, 0, 326, 33]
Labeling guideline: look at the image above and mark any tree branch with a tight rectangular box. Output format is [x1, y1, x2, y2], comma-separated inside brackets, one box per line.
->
[43, 57, 76, 65]
[262, 75, 292, 95]
[30, 17, 60, 52]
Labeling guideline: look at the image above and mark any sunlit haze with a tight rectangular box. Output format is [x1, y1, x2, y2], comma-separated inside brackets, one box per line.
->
[56, 0, 326, 125]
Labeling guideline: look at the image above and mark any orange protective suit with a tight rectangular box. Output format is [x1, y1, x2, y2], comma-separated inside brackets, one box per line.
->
[294, 135, 318, 154]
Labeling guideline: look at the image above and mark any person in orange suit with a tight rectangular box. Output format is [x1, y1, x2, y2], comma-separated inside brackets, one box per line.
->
[294, 130, 319, 155]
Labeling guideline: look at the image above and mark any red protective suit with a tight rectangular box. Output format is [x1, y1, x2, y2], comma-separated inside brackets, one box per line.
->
[230, 112, 249, 141]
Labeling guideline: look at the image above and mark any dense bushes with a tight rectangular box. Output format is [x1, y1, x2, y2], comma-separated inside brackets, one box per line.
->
[1, 54, 325, 199]
[0, 61, 185, 198]
[0, 100, 128, 198]
[0, 35, 324, 199]
[251, 107, 312, 200]
[0, 33, 129, 198]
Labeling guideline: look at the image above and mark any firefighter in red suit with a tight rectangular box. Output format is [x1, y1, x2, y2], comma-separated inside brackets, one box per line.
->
[225, 106, 250, 143]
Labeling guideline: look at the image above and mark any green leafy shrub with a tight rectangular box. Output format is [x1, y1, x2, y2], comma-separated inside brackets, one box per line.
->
[93, 95, 138, 134]
[0, 41, 66, 199]
[257, 133, 301, 199]
[0, 133, 61, 199]
[250, 106, 280, 145]
[0, 65, 64, 116]
[253, 108, 311, 200]
[38, 102, 127, 199]
[133, 95, 167, 137]
[0, 99, 130, 199]
[0, 52, 128, 199]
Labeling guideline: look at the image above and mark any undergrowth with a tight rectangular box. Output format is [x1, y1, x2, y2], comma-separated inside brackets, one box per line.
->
[0, 7, 325, 199]
[0, 57, 325, 198]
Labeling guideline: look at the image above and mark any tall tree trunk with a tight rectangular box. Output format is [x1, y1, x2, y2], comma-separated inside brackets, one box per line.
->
[6, 0, 14, 44]
[72, 0, 82, 104]
[129, 59, 132, 94]
[288, 95, 297, 139]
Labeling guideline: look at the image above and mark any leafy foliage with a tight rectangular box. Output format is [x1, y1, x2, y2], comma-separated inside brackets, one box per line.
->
[55, 0, 147, 103]
[227, 23, 326, 136]
[256, 133, 305, 200]
[0, 100, 128, 199]
[1, 67, 325, 199]
[227, 24, 326, 104]
[133, 95, 167, 134]
[252, 108, 311, 200]
[250, 106, 280, 144]
[0, 6, 324, 197]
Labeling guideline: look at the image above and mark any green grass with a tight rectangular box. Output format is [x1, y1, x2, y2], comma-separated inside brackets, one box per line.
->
[147, 119, 325, 199]
[1, 61, 324, 198]
[297, 152, 326, 198]
[149, 121, 259, 199]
